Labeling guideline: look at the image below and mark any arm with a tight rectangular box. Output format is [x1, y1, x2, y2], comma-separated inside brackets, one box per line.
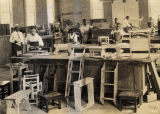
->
[38, 36, 44, 47]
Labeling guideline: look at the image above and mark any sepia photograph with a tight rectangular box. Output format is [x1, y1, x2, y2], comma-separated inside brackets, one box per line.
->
[0, 0, 160, 114]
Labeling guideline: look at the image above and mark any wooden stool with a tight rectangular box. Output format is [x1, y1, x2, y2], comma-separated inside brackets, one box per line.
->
[0, 81, 10, 99]
[39, 92, 63, 113]
[119, 91, 142, 113]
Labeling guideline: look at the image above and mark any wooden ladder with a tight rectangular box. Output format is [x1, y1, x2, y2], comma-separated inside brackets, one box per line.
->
[65, 45, 85, 101]
[148, 62, 160, 99]
[100, 62, 118, 105]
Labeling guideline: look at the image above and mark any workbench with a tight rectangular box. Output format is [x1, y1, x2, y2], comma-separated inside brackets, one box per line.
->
[10, 42, 160, 100]
[16, 53, 157, 96]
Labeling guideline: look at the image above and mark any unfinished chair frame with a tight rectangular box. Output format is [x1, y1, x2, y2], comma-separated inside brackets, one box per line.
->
[23, 74, 42, 105]
[98, 36, 110, 45]
[73, 77, 94, 111]
[129, 31, 150, 59]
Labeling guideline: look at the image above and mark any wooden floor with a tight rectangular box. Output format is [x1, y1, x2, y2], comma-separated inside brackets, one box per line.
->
[0, 100, 160, 114]
[0, 68, 160, 114]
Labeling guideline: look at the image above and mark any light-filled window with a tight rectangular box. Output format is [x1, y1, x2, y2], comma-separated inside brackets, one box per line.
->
[112, 0, 139, 27]
[47, 0, 55, 25]
[0, 0, 12, 25]
[90, 0, 104, 19]
[25, 0, 36, 26]
[149, 0, 160, 25]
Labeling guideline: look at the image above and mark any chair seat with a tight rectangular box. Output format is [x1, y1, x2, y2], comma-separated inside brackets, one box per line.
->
[119, 91, 142, 98]
[43, 92, 62, 99]
[39, 92, 62, 113]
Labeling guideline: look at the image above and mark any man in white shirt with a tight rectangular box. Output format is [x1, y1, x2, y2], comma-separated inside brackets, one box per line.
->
[111, 23, 124, 44]
[10, 25, 25, 56]
[26, 28, 44, 48]
[80, 19, 93, 43]
[123, 16, 132, 33]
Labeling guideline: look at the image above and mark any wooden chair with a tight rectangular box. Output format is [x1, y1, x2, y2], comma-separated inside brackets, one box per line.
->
[22, 74, 42, 105]
[39, 92, 63, 113]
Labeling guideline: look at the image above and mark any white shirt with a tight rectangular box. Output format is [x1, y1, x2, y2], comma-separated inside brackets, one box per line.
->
[123, 19, 131, 28]
[9, 31, 25, 46]
[80, 24, 92, 34]
[26, 33, 44, 47]
[68, 33, 78, 43]
[111, 29, 125, 36]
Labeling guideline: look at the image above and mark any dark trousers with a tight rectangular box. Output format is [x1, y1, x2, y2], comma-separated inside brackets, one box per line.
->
[11, 43, 22, 56]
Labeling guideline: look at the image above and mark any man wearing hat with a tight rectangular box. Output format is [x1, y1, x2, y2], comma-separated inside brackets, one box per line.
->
[9, 24, 25, 56]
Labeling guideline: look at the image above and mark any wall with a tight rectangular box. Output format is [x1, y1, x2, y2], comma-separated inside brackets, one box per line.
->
[36, 0, 48, 26]
[112, 0, 139, 27]
[103, 1, 112, 26]
[0, 36, 11, 65]
[59, 0, 90, 24]
[12, 0, 25, 26]
[139, 0, 149, 29]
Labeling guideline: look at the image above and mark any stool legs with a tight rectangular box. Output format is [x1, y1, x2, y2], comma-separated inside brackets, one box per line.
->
[134, 98, 137, 113]
[39, 95, 62, 113]
[1, 87, 5, 99]
[119, 98, 122, 111]
[58, 97, 61, 109]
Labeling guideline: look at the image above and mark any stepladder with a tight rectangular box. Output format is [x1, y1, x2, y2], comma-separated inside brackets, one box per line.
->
[65, 44, 85, 103]
[100, 62, 118, 105]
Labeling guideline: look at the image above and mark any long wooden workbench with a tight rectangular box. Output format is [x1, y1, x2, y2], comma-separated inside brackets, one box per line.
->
[12, 52, 159, 96]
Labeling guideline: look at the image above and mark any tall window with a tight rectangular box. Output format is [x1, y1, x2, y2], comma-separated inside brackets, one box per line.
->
[0, 0, 12, 25]
[47, 0, 55, 25]
[90, 0, 104, 19]
[25, 0, 36, 26]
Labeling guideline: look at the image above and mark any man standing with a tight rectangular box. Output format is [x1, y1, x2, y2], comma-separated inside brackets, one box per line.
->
[80, 19, 93, 43]
[10, 24, 24, 56]
[123, 16, 132, 33]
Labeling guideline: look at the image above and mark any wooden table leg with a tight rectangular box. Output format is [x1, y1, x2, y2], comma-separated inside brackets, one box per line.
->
[134, 98, 137, 113]
[119, 98, 122, 111]
[58, 97, 61, 109]
[8, 83, 10, 96]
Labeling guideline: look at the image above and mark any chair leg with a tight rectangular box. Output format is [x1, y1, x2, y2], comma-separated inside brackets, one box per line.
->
[134, 98, 137, 113]
[58, 97, 61, 109]
[119, 98, 122, 111]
